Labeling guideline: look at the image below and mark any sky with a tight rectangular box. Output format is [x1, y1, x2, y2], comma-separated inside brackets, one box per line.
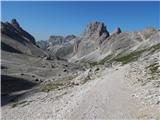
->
[1, 1, 160, 41]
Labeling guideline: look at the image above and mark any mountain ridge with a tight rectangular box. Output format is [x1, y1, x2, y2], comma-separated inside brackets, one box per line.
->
[1, 19, 47, 57]
[37, 21, 159, 64]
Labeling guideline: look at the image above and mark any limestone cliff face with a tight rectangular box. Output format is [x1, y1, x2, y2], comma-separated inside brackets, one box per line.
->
[83, 22, 109, 39]
[76, 22, 110, 57]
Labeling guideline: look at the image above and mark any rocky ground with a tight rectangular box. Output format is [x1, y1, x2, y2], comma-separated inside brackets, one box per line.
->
[2, 51, 160, 120]
[1, 50, 83, 107]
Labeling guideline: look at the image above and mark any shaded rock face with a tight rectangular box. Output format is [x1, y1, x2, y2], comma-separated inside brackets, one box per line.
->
[11, 19, 21, 30]
[1, 19, 36, 45]
[11, 19, 36, 45]
[1, 19, 47, 57]
[73, 38, 82, 53]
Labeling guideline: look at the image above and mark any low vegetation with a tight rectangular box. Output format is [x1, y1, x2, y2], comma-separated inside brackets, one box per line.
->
[88, 54, 113, 67]
[91, 43, 160, 66]
[146, 62, 160, 80]
[40, 83, 64, 92]
[114, 49, 146, 64]
[98, 54, 113, 65]
[148, 43, 160, 53]
[11, 100, 31, 108]
[40, 80, 74, 93]
[40, 74, 78, 92]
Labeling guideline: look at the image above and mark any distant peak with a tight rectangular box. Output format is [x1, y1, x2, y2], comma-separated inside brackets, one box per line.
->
[84, 21, 109, 38]
[111, 27, 122, 35]
[116, 27, 122, 33]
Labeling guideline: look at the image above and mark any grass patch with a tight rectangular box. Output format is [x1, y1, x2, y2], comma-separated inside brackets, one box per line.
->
[88, 61, 98, 67]
[98, 54, 113, 65]
[146, 62, 160, 80]
[41, 83, 64, 92]
[11, 103, 18, 108]
[81, 43, 160, 67]
[114, 49, 146, 64]
[40, 75, 77, 92]
[88, 54, 113, 66]
[11, 101, 28, 108]
[88, 48, 146, 65]
[108, 43, 160, 65]
[148, 43, 160, 53]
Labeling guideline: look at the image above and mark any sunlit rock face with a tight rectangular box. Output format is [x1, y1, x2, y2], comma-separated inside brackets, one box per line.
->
[76, 22, 110, 57]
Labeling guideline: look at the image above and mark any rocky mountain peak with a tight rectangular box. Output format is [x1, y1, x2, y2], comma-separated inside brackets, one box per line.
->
[112, 27, 122, 35]
[48, 35, 77, 46]
[1, 18, 36, 45]
[65, 35, 76, 41]
[11, 19, 21, 30]
[140, 28, 158, 40]
[1, 22, 6, 32]
[84, 21, 109, 38]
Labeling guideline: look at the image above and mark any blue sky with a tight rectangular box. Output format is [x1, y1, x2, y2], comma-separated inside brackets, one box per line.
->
[1, 1, 160, 41]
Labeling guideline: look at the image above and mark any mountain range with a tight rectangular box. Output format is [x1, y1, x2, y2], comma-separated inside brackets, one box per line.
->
[1, 19, 160, 120]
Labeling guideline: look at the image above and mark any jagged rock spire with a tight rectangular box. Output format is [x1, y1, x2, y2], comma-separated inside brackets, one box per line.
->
[112, 27, 122, 35]
[11, 19, 21, 29]
[84, 21, 110, 38]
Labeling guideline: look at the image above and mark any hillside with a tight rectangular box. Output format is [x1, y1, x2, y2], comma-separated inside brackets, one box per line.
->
[1, 19, 47, 57]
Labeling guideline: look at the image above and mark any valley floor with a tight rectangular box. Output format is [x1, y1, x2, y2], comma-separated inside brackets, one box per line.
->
[2, 65, 160, 120]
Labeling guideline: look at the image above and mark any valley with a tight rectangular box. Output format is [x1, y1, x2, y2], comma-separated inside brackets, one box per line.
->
[1, 19, 160, 120]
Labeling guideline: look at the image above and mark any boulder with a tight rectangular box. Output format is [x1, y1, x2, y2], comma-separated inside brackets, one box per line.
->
[71, 69, 91, 85]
